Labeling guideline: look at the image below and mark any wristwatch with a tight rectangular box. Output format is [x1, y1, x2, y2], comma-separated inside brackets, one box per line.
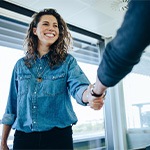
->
[91, 88, 103, 97]
[90, 84, 106, 97]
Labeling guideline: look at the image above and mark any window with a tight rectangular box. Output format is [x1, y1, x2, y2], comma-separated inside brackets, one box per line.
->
[123, 73, 150, 129]
[0, 46, 24, 147]
[122, 53, 150, 149]
[72, 62, 105, 149]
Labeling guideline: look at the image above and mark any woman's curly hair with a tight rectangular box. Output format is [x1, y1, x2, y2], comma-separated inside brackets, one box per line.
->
[24, 8, 72, 68]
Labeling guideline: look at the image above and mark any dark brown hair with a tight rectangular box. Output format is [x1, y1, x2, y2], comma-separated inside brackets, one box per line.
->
[24, 8, 72, 68]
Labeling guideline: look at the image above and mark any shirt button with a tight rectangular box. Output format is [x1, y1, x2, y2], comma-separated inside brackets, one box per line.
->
[40, 67, 42, 69]
[34, 92, 36, 94]
[33, 106, 36, 109]
[33, 121, 36, 124]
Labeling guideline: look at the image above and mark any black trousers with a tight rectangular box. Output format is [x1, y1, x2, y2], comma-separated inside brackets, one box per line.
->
[13, 126, 73, 150]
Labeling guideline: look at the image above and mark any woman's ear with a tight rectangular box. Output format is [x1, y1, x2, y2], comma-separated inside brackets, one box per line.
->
[33, 27, 37, 35]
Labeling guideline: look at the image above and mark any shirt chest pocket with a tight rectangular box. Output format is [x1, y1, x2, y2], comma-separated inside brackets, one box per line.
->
[17, 74, 32, 95]
[43, 73, 66, 96]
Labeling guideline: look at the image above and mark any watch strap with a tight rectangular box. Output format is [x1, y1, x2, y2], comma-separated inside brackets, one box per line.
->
[91, 88, 104, 97]
[90, 84, 106, 97]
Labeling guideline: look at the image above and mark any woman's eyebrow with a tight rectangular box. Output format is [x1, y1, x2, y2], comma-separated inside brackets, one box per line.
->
[42, 21, 58, 24]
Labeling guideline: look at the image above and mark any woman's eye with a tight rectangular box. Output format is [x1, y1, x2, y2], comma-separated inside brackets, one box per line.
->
[43, 23, 48, 25]
[54, 25, 58, 28]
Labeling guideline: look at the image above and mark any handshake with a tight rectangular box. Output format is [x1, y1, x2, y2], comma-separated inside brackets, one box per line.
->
[83, 83, 107, 110]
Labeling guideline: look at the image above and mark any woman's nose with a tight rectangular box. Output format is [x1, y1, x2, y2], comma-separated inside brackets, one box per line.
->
[48, 25, 54, 31]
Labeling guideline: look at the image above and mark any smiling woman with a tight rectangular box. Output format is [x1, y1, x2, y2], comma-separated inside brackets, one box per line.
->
[0, 8, 104, 150]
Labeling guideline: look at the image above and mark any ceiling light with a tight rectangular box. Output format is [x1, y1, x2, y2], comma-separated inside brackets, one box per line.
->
[111, 0, 130, 12]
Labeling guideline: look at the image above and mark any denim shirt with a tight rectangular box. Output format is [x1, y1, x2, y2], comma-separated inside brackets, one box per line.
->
[2, 53, 90, 133]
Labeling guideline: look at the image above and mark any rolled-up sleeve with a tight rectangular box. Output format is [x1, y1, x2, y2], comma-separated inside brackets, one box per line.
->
[2, 114, 16, 125]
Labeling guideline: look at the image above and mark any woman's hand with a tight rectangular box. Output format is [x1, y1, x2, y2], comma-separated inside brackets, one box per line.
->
[0, 143, 9, 150]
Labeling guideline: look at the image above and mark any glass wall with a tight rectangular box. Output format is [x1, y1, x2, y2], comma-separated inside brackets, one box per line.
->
[72, 62, 105, 150]
[122, 54, 150, 149]
[0, 46, 24, 148]
[123, 73, 150, 129]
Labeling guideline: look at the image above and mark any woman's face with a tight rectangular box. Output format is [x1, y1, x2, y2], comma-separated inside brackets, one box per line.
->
[33, 15, 59, 47]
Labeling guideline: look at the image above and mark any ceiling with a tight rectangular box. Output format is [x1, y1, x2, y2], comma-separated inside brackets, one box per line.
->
[1, 0, 128, 38]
